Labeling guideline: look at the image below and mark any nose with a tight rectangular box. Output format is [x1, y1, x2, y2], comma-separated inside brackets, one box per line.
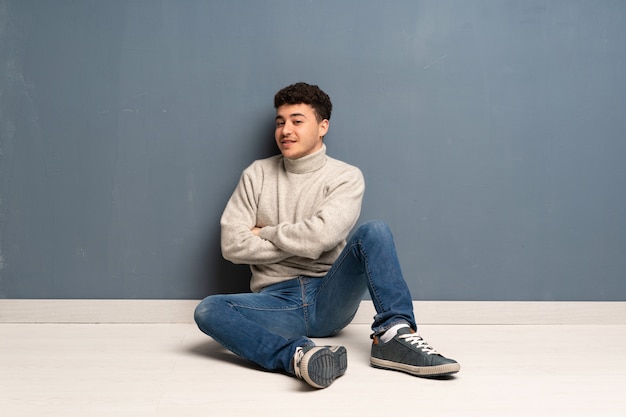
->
[280, 121, 293, 136]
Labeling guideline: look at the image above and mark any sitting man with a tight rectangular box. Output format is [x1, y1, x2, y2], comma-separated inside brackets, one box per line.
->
[194, 82, 460, 388]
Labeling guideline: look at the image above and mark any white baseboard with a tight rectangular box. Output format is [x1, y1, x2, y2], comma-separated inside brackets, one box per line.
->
[0, 299, 625, 325]
[354, 301, 626, 325]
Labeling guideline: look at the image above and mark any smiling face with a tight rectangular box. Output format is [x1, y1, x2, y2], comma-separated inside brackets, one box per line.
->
[274, 103, 329, 160]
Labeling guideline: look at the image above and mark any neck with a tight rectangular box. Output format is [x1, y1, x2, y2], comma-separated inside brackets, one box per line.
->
[283, 144, 327, 174]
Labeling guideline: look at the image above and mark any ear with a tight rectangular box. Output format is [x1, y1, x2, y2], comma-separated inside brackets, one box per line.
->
[318, 119, 329, 138]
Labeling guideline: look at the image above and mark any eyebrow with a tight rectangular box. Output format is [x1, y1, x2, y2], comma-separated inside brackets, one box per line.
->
[275, 112, 308, 120]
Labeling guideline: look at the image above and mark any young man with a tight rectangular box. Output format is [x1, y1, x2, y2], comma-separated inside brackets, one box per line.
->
[194, 82, 459, 389]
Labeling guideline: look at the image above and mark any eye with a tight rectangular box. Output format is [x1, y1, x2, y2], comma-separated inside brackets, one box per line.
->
[276, 121, 285, 127]
[293, 120, 303, 125]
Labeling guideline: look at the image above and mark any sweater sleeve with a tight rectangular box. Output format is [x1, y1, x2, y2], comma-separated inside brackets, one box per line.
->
[220, 166, 293, 265]
[259, 166, 365, 259]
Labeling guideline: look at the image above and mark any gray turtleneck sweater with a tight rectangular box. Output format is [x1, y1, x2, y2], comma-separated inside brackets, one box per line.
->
[220, 145, 365, 292]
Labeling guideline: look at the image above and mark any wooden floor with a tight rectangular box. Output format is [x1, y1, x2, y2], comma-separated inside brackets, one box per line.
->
[1, 322, 624, 416]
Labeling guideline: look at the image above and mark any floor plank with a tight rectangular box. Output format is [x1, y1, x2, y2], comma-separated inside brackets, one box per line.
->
[1, 323, 624, 416]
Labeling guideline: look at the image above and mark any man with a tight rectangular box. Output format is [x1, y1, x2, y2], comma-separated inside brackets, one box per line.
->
[194, 82, 459, 389]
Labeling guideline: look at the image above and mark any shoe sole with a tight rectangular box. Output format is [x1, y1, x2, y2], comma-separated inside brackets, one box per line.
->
[300, 346, 347, 388]
[370, 357, 460, 377]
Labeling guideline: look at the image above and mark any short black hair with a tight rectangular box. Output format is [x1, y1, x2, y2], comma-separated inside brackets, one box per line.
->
[274, 82, 332, 121]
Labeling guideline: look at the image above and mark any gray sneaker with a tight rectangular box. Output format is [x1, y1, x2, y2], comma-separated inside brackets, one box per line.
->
[371, 327, 460, 377]
[293, 345, 347, 388]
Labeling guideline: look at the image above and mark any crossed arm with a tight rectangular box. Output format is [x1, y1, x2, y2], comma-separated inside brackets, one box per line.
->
[220, 164, 364, 265]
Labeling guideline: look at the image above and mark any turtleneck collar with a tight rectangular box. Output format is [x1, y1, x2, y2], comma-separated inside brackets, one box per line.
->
[282, 144, 327, 174]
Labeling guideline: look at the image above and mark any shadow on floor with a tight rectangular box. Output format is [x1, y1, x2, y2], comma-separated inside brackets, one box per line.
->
[187, 338, 267, 373]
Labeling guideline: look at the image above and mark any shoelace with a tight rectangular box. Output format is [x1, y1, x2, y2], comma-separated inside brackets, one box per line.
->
[398, 333, 440, 355]
[293, 347, 304, 379]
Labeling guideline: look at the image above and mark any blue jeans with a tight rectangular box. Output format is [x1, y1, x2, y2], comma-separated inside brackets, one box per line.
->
[194, 220, 416, 375]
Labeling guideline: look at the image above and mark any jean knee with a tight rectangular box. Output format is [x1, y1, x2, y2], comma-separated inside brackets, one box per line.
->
[355, 220, 392, 240]
[194, 295, 222, 332]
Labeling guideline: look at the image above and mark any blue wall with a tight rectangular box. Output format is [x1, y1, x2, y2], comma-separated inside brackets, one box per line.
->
[1, 1, 625, 300]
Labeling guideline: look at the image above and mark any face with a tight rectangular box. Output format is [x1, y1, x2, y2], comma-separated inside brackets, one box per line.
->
[275, 103, 329, 159]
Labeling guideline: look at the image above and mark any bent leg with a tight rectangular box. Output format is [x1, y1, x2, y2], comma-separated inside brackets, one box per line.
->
[194, 282, 313, 374]
[312, 221, 460, 377]
[312, 220, 416, 337]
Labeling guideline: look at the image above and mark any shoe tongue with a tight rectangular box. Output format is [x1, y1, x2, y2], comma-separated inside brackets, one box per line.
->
[396, 326, 413, 335]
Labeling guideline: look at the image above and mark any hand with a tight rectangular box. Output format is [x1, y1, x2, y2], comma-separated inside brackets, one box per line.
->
[251, 226, 262, 236]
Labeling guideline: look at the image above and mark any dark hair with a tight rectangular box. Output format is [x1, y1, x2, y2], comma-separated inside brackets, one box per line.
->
[274, 82, 332, 121]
